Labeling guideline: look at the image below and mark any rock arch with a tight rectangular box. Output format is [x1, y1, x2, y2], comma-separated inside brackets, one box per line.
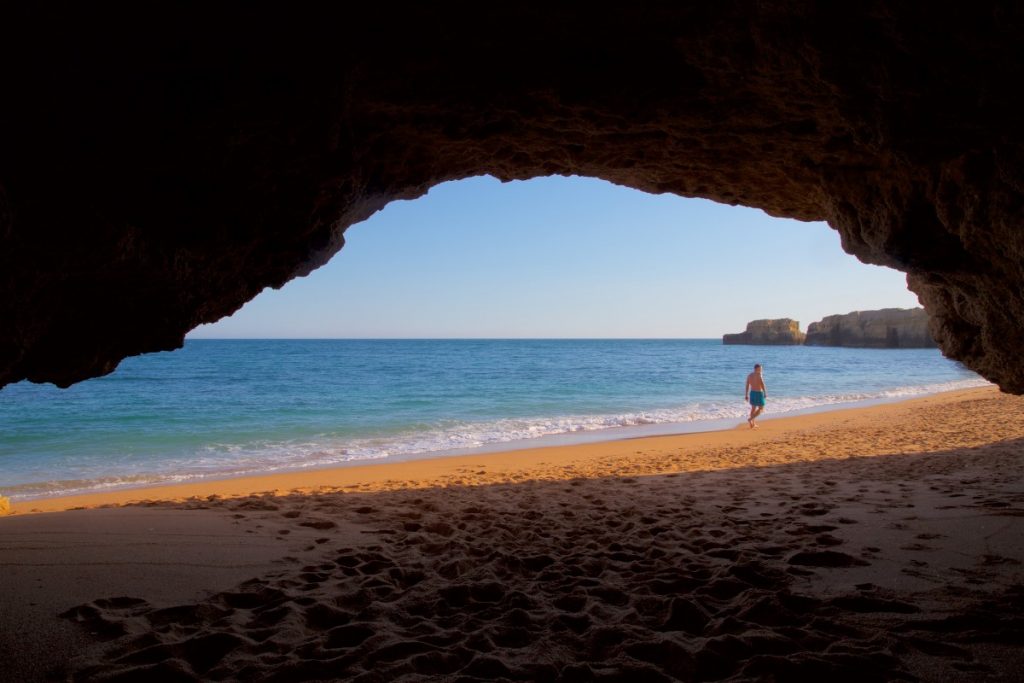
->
[2, 3, 1023, 390]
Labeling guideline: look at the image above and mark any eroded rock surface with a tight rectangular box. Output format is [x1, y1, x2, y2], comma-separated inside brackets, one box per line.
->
[723, 319, 806, 346]
[805, 308, 936, 348]
[2, 4, 1023, 389]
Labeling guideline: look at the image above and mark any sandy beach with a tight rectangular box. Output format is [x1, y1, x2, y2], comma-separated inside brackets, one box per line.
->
[3, 386, 1024, 681]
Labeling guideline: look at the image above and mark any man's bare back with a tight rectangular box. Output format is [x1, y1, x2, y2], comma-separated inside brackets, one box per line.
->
[746, 371, 766, 392]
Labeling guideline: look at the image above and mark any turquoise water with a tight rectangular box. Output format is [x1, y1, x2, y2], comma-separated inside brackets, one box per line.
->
[0, 339, 985, 500]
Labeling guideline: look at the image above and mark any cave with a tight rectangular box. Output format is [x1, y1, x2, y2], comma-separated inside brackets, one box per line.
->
[2, 4, 1023, 391]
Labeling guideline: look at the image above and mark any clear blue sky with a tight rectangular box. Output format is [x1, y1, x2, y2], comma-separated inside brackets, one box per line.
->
[189, 175, 920, 339]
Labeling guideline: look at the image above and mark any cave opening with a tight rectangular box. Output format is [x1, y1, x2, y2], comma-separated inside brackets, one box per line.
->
[188, 175, 919, 341]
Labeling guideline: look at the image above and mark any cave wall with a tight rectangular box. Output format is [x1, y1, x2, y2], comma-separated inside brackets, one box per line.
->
[2, 3, 1023, 390]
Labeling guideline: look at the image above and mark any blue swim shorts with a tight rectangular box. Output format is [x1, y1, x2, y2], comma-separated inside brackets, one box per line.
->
[749, 390, 765, 407]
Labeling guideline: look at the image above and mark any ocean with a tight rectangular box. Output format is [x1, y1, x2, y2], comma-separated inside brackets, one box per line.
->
[0, 339, 987, 501]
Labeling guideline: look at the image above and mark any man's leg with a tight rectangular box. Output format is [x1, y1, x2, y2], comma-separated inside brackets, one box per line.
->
[750, 403, 763, 427]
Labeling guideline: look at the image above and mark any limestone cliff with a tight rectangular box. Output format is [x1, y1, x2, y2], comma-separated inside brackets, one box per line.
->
[805, 309, 936, 349]
[723, 319, 806, 346]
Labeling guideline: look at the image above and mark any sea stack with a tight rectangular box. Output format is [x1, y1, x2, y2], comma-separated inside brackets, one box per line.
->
[723, 319, 806, 345]
[804, 308, 936, 348]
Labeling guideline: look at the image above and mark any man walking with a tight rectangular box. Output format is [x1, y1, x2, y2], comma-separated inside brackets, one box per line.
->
[745, 363, 767, 428]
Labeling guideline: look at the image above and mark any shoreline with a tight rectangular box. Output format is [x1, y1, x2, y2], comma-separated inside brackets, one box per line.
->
[1, 355, 987, 504]
[7, 385, 999, 515]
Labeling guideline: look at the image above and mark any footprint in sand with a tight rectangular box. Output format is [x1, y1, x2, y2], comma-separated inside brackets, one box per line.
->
[788, 550, 870, 568]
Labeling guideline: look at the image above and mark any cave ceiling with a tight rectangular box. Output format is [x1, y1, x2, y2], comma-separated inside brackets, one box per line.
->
[2, 4, 1023, 390]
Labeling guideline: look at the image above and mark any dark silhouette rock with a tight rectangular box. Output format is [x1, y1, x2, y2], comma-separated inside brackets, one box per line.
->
[2, 4, 1024, 390]
[805, 308, 937, 348]
[723, 320, 806, 346]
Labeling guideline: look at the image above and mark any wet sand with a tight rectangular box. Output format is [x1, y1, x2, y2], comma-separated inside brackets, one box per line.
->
[3, 386, 1023, 681]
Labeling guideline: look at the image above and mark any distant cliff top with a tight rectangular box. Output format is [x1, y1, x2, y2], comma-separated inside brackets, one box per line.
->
[805, 308, 935, 348]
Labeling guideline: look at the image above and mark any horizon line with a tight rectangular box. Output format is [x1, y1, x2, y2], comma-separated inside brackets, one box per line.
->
[184, 336, 725, 341]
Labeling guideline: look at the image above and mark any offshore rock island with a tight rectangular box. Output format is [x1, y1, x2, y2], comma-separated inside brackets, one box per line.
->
[722, 319, 806, 345]
[724, 308, 938, 348]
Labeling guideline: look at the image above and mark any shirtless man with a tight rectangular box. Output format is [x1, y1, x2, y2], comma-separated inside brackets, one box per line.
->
[745, 363, 767, 428]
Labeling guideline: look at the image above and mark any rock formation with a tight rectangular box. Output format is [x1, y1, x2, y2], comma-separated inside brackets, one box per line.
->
[2, 4, 1024, 390]
[805, 308, 937, 349]
[726, 309, 938, 348]
[723, 319, 806, 345]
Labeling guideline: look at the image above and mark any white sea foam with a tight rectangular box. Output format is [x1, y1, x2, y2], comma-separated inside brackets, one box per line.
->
[4, 377, 990, 501]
